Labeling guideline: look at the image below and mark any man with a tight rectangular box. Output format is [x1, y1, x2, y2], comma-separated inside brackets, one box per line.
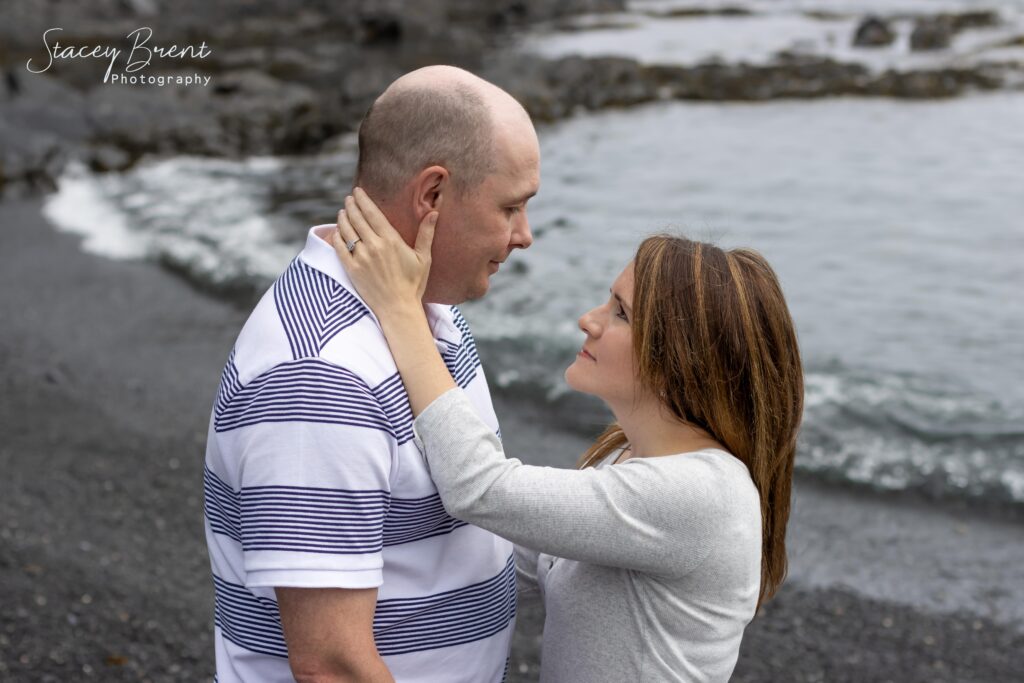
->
[203, 65, 540, 682]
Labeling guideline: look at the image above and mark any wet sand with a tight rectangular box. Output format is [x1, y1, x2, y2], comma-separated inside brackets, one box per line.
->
[1, 198, 1021, 682]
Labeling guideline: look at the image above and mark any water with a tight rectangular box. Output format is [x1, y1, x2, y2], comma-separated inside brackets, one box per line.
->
[41, 6, 1024, 506]
[522, 0, 1024, 70]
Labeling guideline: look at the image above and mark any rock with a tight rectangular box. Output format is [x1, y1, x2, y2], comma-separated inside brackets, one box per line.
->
[86, 84, 219, 157]
[0, 120, 65, 194]
[853, 17, 896, 48]
[486, 54, 660, 121]
[653, 58, 870, 101]
[942, 10, 1000, 33]
[357, 10, 404, 45]
[86, 145, 132, 173]
[911, 18, 954, 51]
[994, 34, 1024, 48]
[869, 67, 1002, 98]
[0, 74, 90, 192]
[188, 70, 324, 155]
[647, 6, 753, 19]
[448, 0, 627, 30]
[0, 0, 1017, 200]
[491, 48, 1011, 117]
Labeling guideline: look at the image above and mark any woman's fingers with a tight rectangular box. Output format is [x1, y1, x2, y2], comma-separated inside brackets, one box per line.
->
[344, 194, 379, 244]
[333, 210, 359, 263]
[415, 212, 438, 261]
[353, 187, 401, 242]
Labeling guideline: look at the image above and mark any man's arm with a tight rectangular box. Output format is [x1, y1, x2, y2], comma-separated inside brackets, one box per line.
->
[277, 586, 394, 683]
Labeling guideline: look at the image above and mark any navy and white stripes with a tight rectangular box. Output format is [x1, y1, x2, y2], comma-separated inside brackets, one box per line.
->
[215, 349, 243, 418]
[372, 373, 415, 445]
[213, 554, 515, 662]
[206, 467, 467, 551]
[214, 574, 288, 659]
[443, 308, 484, 389]
[373, 554, 517, 656]
[382, 493, 467, 547]
[274, 258, 369, 360]
[240, 485, 390, 555]
[204, 466, 241, 544]
[214, 359, 392, 435]
[215, 361, 416, 445]
[206, 230, 512, 680]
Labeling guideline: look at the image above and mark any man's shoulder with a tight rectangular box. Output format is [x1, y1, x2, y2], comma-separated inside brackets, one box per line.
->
[228, 259, 397, 389]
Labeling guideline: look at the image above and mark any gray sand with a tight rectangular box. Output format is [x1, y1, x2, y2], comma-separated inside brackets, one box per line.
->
[1, 198, 1021, 682]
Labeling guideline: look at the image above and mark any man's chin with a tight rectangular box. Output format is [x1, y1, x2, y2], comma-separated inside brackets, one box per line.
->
[463, 277, 491, 302]
[423, 277, 490, 305]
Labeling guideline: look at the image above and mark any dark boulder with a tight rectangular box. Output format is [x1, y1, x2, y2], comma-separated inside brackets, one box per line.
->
[86, 144, 133, 173]
[910, 18, 954, 51]
[485, 54, 659, 121]
[942, 10, 1000, 33]
[0, 73, 90, 192]
[853, 17, 896, 47]
[0, 119, 65, 194]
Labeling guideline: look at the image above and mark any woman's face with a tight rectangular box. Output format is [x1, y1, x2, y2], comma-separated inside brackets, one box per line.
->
[564, 261, 640, 408]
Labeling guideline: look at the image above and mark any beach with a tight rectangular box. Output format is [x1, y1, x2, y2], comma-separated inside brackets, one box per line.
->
[2, 199, 1022, 681]
[3, 0, 1024, 678]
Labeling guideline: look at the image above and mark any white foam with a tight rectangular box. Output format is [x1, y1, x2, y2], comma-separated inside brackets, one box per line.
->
[43, 162, 148, 260]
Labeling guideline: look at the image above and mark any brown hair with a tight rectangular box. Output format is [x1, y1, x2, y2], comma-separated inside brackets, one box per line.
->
[577, 235, 804, 610]
[355, 83, 496, 200]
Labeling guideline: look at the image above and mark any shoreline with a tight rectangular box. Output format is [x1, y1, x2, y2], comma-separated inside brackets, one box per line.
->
[2, 198, 1022, 681]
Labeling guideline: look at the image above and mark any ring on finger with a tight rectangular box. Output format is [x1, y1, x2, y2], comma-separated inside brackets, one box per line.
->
[346, 238, 361, 253]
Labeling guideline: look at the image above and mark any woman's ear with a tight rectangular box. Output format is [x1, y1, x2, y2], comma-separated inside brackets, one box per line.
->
[414, 165, 448, 217]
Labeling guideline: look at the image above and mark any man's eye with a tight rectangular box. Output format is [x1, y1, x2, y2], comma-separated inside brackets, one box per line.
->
[506, 206, 521, 215]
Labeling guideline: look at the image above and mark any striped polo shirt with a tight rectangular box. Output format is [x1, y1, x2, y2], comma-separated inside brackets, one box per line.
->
[203, 225, 515, 683]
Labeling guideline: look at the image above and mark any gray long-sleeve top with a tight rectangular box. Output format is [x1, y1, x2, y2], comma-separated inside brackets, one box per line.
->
[412, 389, 763, 683]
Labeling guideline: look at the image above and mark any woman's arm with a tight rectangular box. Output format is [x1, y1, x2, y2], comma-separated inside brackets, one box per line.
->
[332, 189, 455, 416]
[411, 388, 727, 576]
[514, 544, 543, 603]
[333, 190, 728, 576]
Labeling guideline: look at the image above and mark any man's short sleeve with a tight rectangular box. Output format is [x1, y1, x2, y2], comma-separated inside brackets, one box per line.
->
[215, 359, 396, 590]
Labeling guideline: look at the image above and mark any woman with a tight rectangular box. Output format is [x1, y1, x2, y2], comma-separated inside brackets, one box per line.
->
[333, 188, 803, 682]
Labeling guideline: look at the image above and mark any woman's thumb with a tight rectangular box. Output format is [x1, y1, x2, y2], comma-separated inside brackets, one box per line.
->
[416, 211, 438, 258]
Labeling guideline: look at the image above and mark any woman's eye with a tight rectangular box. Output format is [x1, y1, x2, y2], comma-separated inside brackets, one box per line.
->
[616, 305, 629, 322]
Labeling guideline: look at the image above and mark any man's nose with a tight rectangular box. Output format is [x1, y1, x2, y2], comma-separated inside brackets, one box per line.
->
[511, 211, 533, 250]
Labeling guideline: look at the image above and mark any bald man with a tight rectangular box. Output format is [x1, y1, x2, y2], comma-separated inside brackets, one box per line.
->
[203, 66, 540, 682]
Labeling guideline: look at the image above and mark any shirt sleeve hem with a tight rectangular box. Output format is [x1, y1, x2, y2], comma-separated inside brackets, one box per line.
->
[246, 567, 384, 590]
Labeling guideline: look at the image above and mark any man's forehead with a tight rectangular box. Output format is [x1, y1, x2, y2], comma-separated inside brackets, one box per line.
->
[491, 162, 539, 198]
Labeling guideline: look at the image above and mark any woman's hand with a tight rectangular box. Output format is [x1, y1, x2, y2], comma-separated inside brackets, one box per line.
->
[332, 187, 455, 416]
[332, 187, 438, 316]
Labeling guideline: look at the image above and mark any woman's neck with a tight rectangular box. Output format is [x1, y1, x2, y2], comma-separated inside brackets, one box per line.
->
[613, 396, 723, 461]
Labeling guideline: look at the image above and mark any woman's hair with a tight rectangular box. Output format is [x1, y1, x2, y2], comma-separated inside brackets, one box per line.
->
[576, 234, 804, 610]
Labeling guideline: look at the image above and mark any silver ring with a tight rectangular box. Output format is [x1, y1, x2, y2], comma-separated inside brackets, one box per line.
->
[346, 238, 361, 253]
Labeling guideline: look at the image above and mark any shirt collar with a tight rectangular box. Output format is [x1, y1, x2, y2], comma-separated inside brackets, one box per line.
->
[299, 225, 462, 346]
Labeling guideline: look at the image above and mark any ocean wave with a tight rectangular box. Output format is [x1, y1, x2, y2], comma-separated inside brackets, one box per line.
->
[477, 336, 1024, 507]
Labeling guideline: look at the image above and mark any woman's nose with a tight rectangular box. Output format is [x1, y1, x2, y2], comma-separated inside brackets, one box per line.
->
[578, 308, 601, 337]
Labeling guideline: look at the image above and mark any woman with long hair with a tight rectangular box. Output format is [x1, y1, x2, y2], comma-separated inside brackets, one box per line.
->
[332, 188, 803, 682]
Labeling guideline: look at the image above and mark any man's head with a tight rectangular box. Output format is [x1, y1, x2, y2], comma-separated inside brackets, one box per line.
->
[355, 65, 540, 304]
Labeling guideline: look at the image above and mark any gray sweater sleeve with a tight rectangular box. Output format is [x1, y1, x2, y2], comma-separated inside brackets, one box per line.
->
[413, 388, 732, 577]
[514, 544, 543, 603]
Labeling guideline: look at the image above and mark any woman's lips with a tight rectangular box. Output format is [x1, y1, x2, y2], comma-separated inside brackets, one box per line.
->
[579, 349, 596, 361]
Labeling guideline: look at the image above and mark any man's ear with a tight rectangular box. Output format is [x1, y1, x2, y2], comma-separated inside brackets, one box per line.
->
[413, 165, 448, 218]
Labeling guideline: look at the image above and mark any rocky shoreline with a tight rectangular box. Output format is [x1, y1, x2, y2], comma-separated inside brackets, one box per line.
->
[2, 0, 1021, 195]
